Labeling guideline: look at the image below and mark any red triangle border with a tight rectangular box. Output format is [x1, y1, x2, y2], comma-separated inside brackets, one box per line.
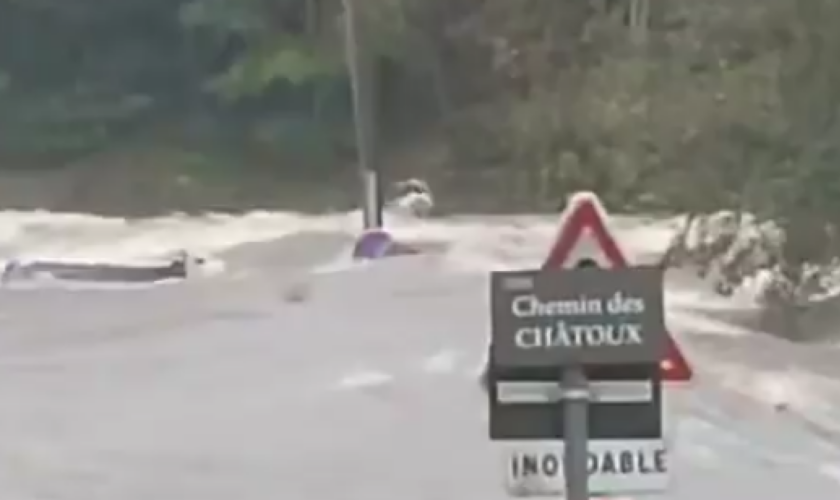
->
[543, 195, 692, 382]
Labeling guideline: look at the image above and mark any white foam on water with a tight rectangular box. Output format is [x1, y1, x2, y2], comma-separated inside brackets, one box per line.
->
[334, 369, 394, 390]
[420, 349, 461, 374]
[0, 210, 359, 263]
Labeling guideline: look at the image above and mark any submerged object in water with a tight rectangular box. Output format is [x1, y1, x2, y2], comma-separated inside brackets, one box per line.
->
[1, 250, 204, 284]
[352, 229, 419, 260]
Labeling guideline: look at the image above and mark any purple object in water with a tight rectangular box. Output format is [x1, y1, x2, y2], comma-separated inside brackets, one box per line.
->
[353, 229, 422, 260]
[353, 230, 394, 259]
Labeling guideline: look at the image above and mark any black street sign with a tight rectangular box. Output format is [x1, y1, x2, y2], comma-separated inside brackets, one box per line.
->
[487, 266, 665, 441]
[490, 266, 666, 367]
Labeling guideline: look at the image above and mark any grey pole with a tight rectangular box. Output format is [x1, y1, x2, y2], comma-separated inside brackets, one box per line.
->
[628, 0, 649, 45]
[343, 0, 383, 229]
[562, 366, 590, 500]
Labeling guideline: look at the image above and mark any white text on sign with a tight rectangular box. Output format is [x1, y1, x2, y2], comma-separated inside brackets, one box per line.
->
[511, 291, 646, 317]
[502, 440, 669, 496]
[514, 323, 643, 349]
[511, 291, 646, 350]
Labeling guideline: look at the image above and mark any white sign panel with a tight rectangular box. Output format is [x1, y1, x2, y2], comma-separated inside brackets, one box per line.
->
[502, 439, 669, 497]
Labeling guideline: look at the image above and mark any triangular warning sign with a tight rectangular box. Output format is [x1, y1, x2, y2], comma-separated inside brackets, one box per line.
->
[543, 192, 692, 382]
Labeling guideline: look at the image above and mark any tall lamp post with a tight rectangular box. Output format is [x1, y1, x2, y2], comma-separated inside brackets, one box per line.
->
[343, 0, 383, 229]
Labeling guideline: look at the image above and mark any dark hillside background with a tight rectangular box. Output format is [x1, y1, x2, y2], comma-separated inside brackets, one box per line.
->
[0, 0, 838, 220]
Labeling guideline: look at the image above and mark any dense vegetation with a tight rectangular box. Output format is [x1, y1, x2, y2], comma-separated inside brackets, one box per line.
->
[0, 0, 839, 222]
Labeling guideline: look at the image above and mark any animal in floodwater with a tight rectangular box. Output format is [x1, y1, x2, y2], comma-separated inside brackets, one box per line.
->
[389, 178, 434, 218]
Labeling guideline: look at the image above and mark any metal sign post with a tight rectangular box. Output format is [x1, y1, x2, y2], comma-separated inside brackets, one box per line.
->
[563, 257, 595, 500]
[343, 0, 383, 229]
[562, 366, 589, 500]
